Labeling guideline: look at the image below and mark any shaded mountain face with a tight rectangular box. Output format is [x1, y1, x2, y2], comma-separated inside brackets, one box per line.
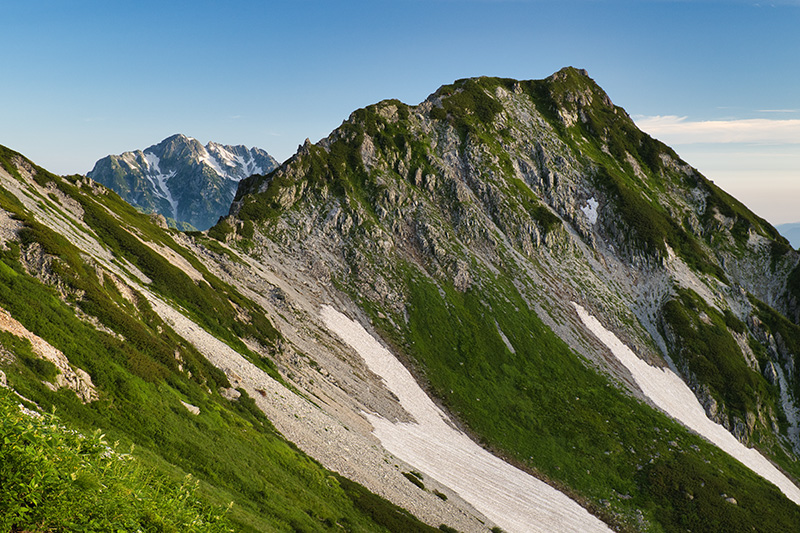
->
[2, 67, 800, 533]
[87, 134, 278, 230]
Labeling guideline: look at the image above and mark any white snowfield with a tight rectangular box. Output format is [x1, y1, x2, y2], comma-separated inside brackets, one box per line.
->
[203, 143, 263, 180]
[574, 303, 800, 506]
[207, 142, 264, 178]
[581, 197, 599, 225]
[142, 151, 178, 220]
[320, 305, 612, 533]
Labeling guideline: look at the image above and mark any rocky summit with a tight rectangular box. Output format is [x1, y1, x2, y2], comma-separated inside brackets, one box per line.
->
[87, 134, 278, 230]
[1, 68, 800, 532]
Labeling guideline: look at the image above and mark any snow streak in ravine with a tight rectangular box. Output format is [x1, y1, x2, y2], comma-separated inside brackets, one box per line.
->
[321, 305, 612, 533]
[574, 303, 800, 505]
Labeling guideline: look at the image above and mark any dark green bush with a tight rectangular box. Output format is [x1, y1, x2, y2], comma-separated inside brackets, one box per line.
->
[208, 219, 234, 241]
[662, 290, 769, 417]
[640, 452, 800, 532]
[336, 474, 440, 532]
[403, 471, 426, 490]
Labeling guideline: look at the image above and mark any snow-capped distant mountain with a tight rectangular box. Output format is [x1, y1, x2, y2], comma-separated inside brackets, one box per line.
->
[87, 134, 278, 230]
[778, 222, 800, 250]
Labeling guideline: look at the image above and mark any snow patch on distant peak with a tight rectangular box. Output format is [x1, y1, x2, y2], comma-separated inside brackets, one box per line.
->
[208, 143, 235, 164]
[234, 154, 249, 176]
[121, 152, 142, 170]
[581, 197, 599, 225]
[206, 144, 262, 180]
[235, 153, 262, 178]
[143, 151, 161, 174]
[199, 148, 226, 177]
[141, 150, 177, 219]
[153, 170, 177, 220]
[573, 303, 800, 506]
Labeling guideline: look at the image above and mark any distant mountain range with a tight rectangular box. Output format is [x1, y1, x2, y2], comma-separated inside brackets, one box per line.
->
[778, 222, 800, 249]
[87, 134, 278, 230]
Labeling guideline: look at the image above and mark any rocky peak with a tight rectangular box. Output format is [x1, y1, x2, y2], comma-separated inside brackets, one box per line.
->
[227, 69, 800, 454]
[87, 134, 278, 230]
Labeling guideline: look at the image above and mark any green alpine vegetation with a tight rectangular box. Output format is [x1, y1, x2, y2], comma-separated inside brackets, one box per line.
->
[0, 386, 232, 533]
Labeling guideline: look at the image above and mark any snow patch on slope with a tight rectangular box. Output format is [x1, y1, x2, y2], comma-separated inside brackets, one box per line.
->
[321, 305, 612, 533]
[581, 197, 599, 224]
[496, 321, 516, 354]
[199, 147, 226, 177]
[143, 151, 161, 174]
[206, 143, 263, 180]
[574, 303, 800, 505]
[121, 152, 141, 170]
[146, 293, 486, 531]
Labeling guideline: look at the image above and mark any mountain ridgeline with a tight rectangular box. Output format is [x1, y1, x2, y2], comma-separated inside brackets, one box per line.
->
[87, 134, 278, 230]
[223, 68, 800, 526]
[1, 68, 800, 532]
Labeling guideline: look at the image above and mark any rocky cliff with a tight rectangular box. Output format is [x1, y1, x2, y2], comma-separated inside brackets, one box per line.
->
[227, 68, 800, 453]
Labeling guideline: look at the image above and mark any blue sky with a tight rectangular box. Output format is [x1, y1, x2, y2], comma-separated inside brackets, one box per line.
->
[1, 0, 798, 223]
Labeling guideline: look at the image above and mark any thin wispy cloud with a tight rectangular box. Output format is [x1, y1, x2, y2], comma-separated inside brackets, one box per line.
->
[634, 115, 800, 144]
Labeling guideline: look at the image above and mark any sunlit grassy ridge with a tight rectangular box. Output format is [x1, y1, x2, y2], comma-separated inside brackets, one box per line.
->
[0, 146, 443, 532]
[363, 263, 800, 532]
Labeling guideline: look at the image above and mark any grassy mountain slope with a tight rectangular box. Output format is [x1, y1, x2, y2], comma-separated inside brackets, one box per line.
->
[224, 68, 800, 531]
[0, 146, 443, 533]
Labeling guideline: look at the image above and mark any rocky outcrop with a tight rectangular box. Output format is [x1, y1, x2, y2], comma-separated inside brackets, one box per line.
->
[4, 68, 800, 532]
[0, 307, 97, 403]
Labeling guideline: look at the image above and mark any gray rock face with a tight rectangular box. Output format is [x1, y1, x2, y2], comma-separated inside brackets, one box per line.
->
[228, 69, 800, 452]
[87, 134, 278, 230]
[4, 70, 800, 531]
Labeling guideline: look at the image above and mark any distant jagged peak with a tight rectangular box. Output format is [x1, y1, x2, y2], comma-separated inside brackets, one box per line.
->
[87, 134, 279, 230]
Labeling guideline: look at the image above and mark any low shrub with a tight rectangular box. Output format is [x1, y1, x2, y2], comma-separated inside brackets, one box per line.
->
[0, 387, 232, 532]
